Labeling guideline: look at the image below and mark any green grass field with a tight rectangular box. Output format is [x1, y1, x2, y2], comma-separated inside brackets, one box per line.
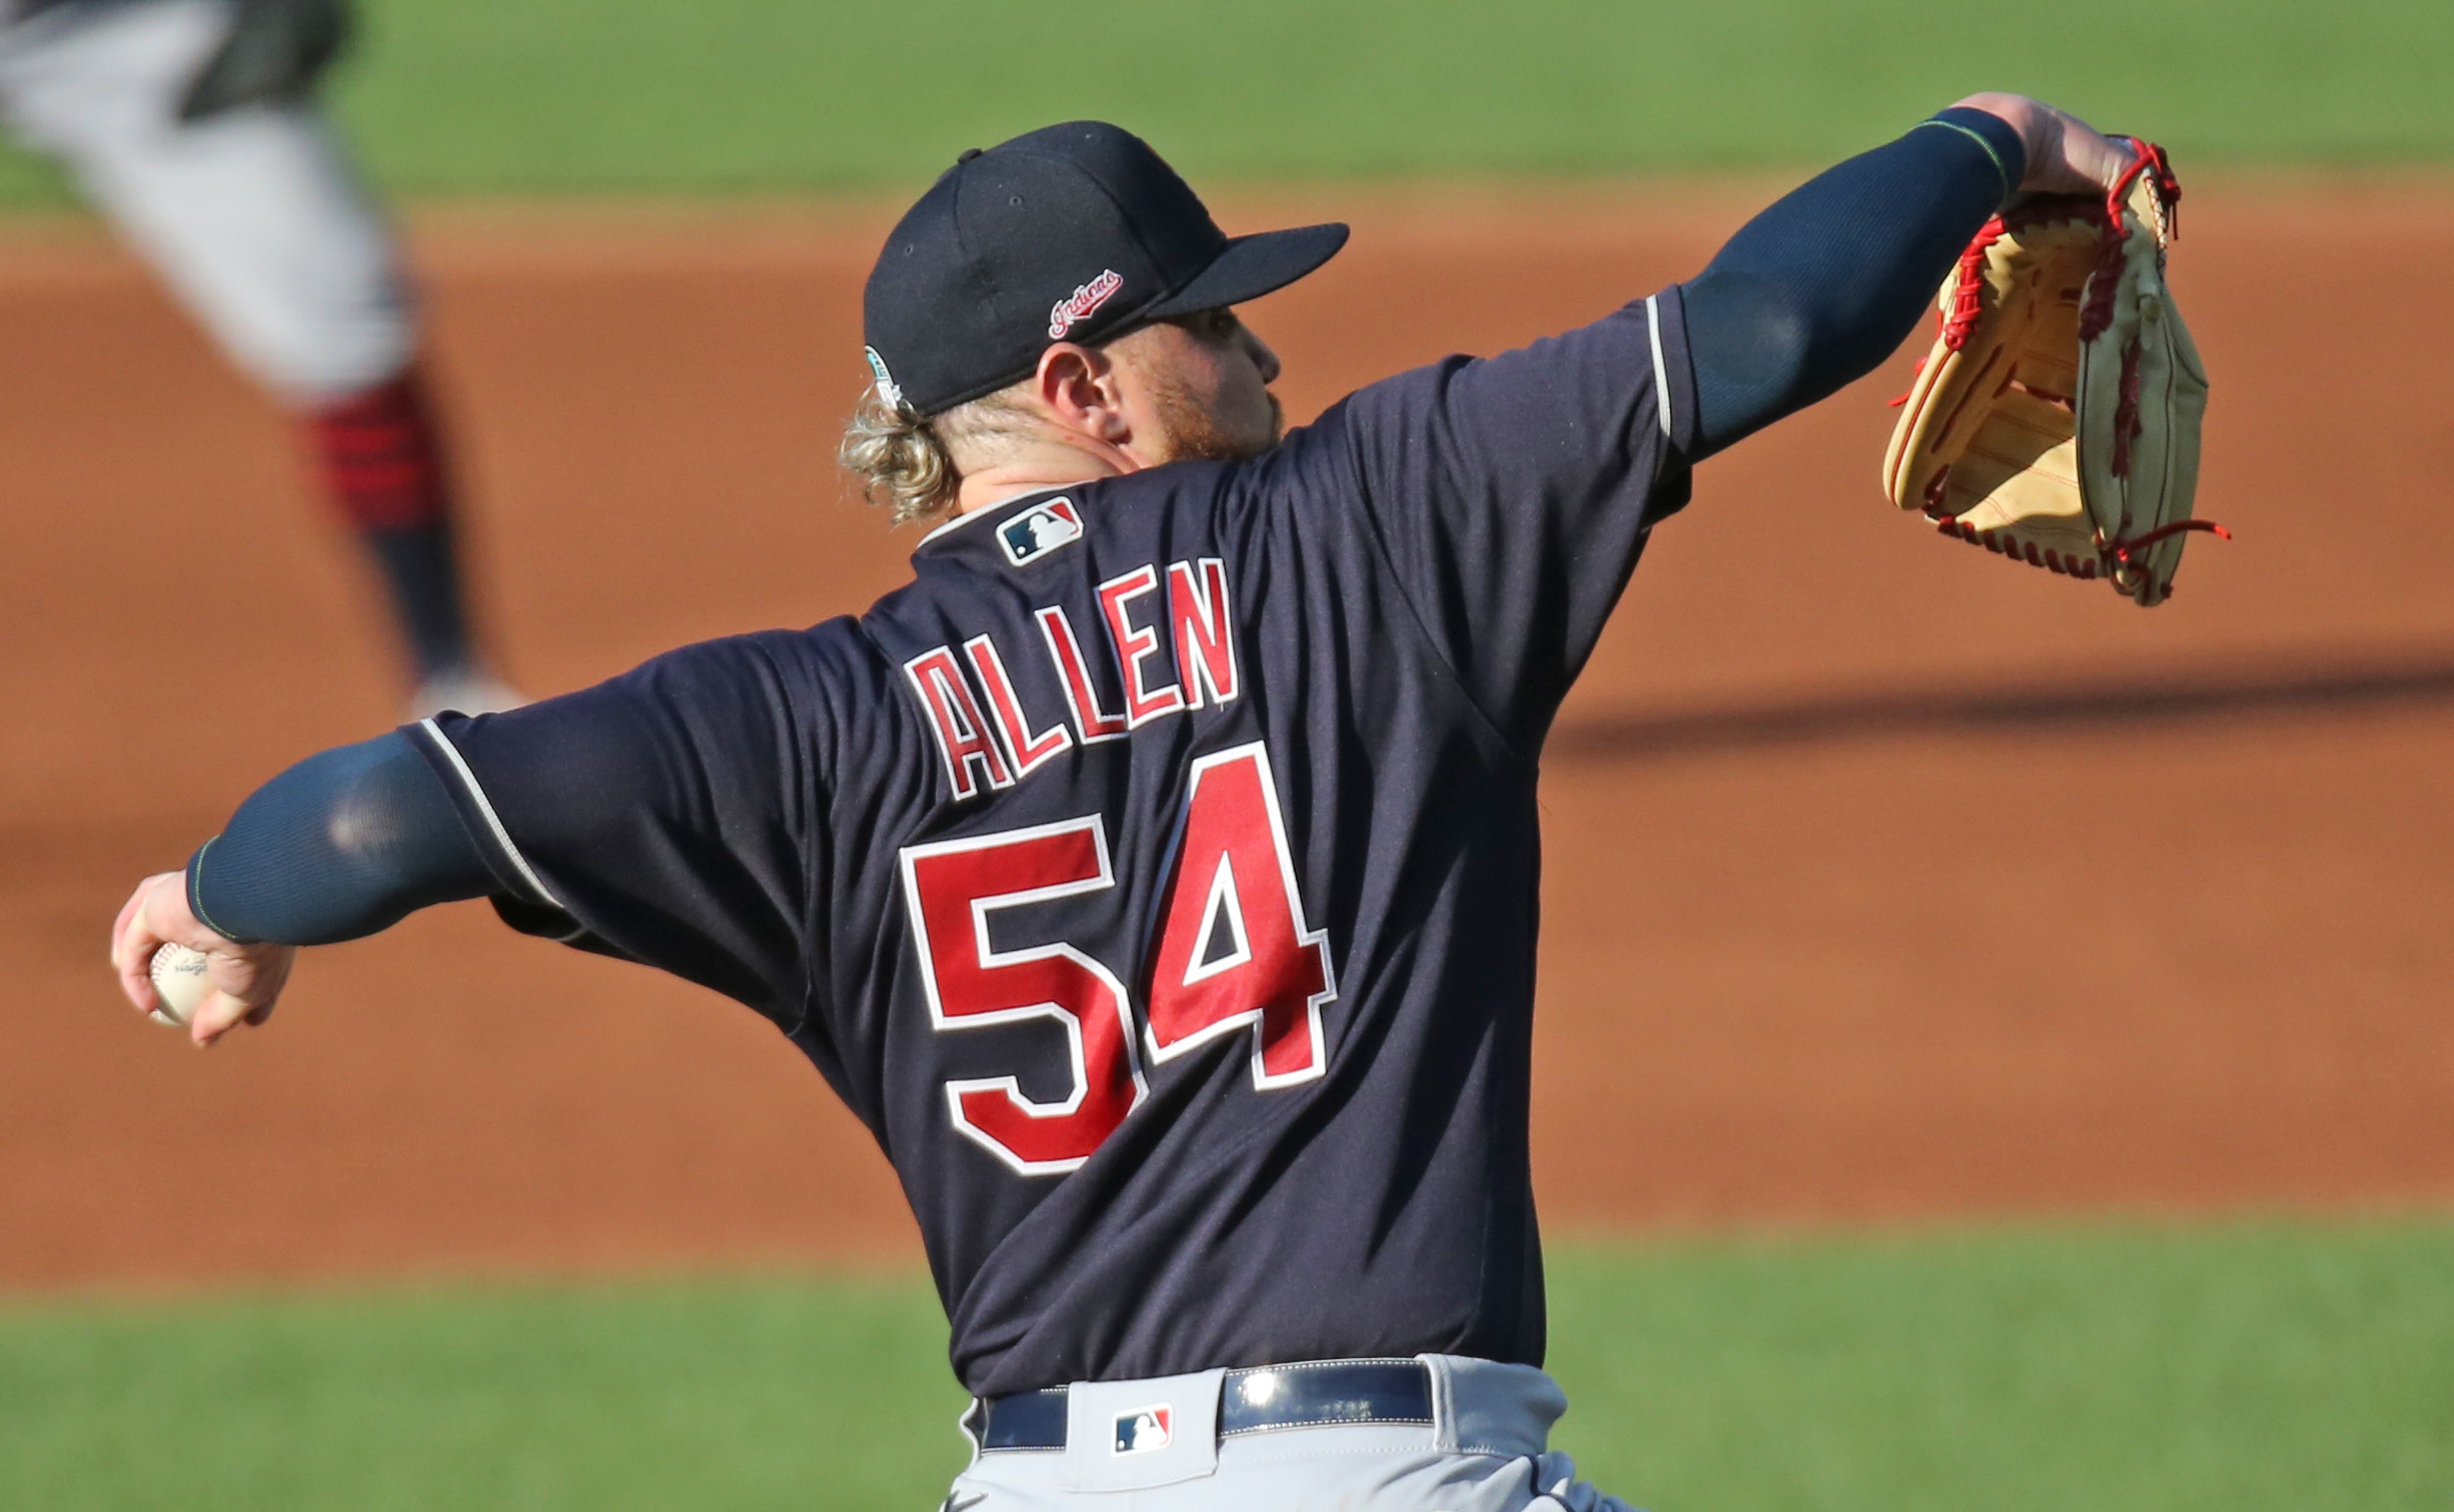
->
[0, 0, 2447, 210]
[3, 1220, 2447, 1511]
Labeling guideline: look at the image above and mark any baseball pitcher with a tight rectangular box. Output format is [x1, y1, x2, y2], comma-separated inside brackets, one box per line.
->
[112, 95, 2150, 1509]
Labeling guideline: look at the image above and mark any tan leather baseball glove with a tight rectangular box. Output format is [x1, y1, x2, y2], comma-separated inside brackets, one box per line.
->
[1881, 141, 2217, 607]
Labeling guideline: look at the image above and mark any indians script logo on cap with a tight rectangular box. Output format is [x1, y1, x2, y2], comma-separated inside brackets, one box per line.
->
[863, 346, 905, 410]
[1112, 1405, 1172, 1456]
[997, 497, 1083, 566]
[1048, 270, 1124, 340]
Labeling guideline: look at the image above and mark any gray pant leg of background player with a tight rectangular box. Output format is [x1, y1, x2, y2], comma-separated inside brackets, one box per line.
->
[941, 1357, 1644, 1511]
[0, 0, 410, 399]
[0, 0, 511, 712]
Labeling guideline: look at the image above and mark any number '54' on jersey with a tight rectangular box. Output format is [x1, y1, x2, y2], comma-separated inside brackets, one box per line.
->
[899, 740, 1336, 1176]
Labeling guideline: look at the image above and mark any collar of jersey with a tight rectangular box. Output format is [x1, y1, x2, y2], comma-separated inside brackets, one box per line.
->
[916, 485, 1083, 549]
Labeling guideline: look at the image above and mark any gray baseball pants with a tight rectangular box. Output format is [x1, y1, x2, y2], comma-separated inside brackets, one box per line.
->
[942, 1354, 1644, 1511]
[0, 0, 413, 401]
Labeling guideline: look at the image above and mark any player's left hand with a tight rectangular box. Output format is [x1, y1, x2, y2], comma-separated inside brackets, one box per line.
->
[110, 872, 295, 1047]
[1951, 93, 2137, 197]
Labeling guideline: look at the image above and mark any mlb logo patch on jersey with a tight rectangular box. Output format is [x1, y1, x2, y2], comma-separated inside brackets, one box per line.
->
[998, 498, 1084, 566]
[1112, 1405, 1172, 1456]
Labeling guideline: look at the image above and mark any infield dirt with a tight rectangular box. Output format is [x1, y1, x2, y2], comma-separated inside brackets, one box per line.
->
[5, 185, 2450, 1288]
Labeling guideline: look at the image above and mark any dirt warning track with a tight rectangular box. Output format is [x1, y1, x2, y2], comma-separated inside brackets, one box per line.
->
[3, 186, 2449, 1289]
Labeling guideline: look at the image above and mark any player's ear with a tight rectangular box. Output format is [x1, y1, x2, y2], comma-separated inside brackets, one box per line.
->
[1036, 343, 1131, 444]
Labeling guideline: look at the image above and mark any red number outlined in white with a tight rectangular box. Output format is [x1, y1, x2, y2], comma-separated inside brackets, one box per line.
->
[899, 816, 1148, 1175]
[902, 745, 1335, 1175]
[1144, 742, 1337, 1089]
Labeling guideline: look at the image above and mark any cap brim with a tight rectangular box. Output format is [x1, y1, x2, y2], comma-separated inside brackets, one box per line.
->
[1144, 222, 1350, 320]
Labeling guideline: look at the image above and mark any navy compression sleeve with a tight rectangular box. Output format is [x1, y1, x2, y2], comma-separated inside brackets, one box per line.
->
[1682, 107, 2026, 457]
[186, 731, 494, 945]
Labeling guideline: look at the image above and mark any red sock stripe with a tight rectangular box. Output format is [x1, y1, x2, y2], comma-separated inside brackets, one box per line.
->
[331, 460, 435, 492]
[323, 423, 423, 455]
[307, 370, 453, 532]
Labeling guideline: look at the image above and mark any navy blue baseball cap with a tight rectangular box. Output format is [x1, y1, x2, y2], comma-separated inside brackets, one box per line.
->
[862, 122, 1349, 418]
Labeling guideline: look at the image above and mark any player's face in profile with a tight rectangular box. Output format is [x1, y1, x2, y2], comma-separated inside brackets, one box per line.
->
[1116, 308, 1284, 464]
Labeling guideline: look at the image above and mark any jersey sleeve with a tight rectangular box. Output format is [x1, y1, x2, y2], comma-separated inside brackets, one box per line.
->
[1316, 287, 1699, 751]
[407, 631, 829, 1028]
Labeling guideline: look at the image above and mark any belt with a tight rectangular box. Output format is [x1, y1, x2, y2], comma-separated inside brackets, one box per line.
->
[976, 1358, 1433, 1451]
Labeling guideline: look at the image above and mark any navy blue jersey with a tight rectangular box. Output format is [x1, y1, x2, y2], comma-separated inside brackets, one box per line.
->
[413, 287, 1699, 1396]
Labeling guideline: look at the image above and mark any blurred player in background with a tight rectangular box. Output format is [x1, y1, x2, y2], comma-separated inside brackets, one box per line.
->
[0, 0, 517, 717]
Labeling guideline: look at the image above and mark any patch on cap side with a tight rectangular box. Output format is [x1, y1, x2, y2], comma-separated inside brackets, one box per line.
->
[1048, 270, 1124, 340]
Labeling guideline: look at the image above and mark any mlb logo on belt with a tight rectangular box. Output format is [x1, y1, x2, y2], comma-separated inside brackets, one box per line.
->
[1112, 1404, 1172, 1456]
[998, 498, 1084, 566]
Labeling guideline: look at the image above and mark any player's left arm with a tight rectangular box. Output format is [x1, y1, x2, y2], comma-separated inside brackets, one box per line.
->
[1682, 94, 2134, 456]
[1320, 93, 2142, 750]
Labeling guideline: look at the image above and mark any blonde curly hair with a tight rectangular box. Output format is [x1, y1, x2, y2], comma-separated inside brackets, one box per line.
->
[837, 382, 1038, 527]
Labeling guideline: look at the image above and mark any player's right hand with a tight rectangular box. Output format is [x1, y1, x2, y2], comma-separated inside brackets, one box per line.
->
[110, 871, 295, 1048]
[1951, 93, 2138, 197]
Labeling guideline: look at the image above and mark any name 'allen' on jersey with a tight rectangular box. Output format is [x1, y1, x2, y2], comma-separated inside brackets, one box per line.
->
[900, 550, 1240, 801]
[891, 539, 1334, 1179]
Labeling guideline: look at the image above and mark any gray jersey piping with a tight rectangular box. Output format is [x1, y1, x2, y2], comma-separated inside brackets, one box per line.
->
[416, 718, 565, 910]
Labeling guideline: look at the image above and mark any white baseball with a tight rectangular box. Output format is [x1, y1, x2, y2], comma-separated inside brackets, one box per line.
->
[147, 942, 214, 1028]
